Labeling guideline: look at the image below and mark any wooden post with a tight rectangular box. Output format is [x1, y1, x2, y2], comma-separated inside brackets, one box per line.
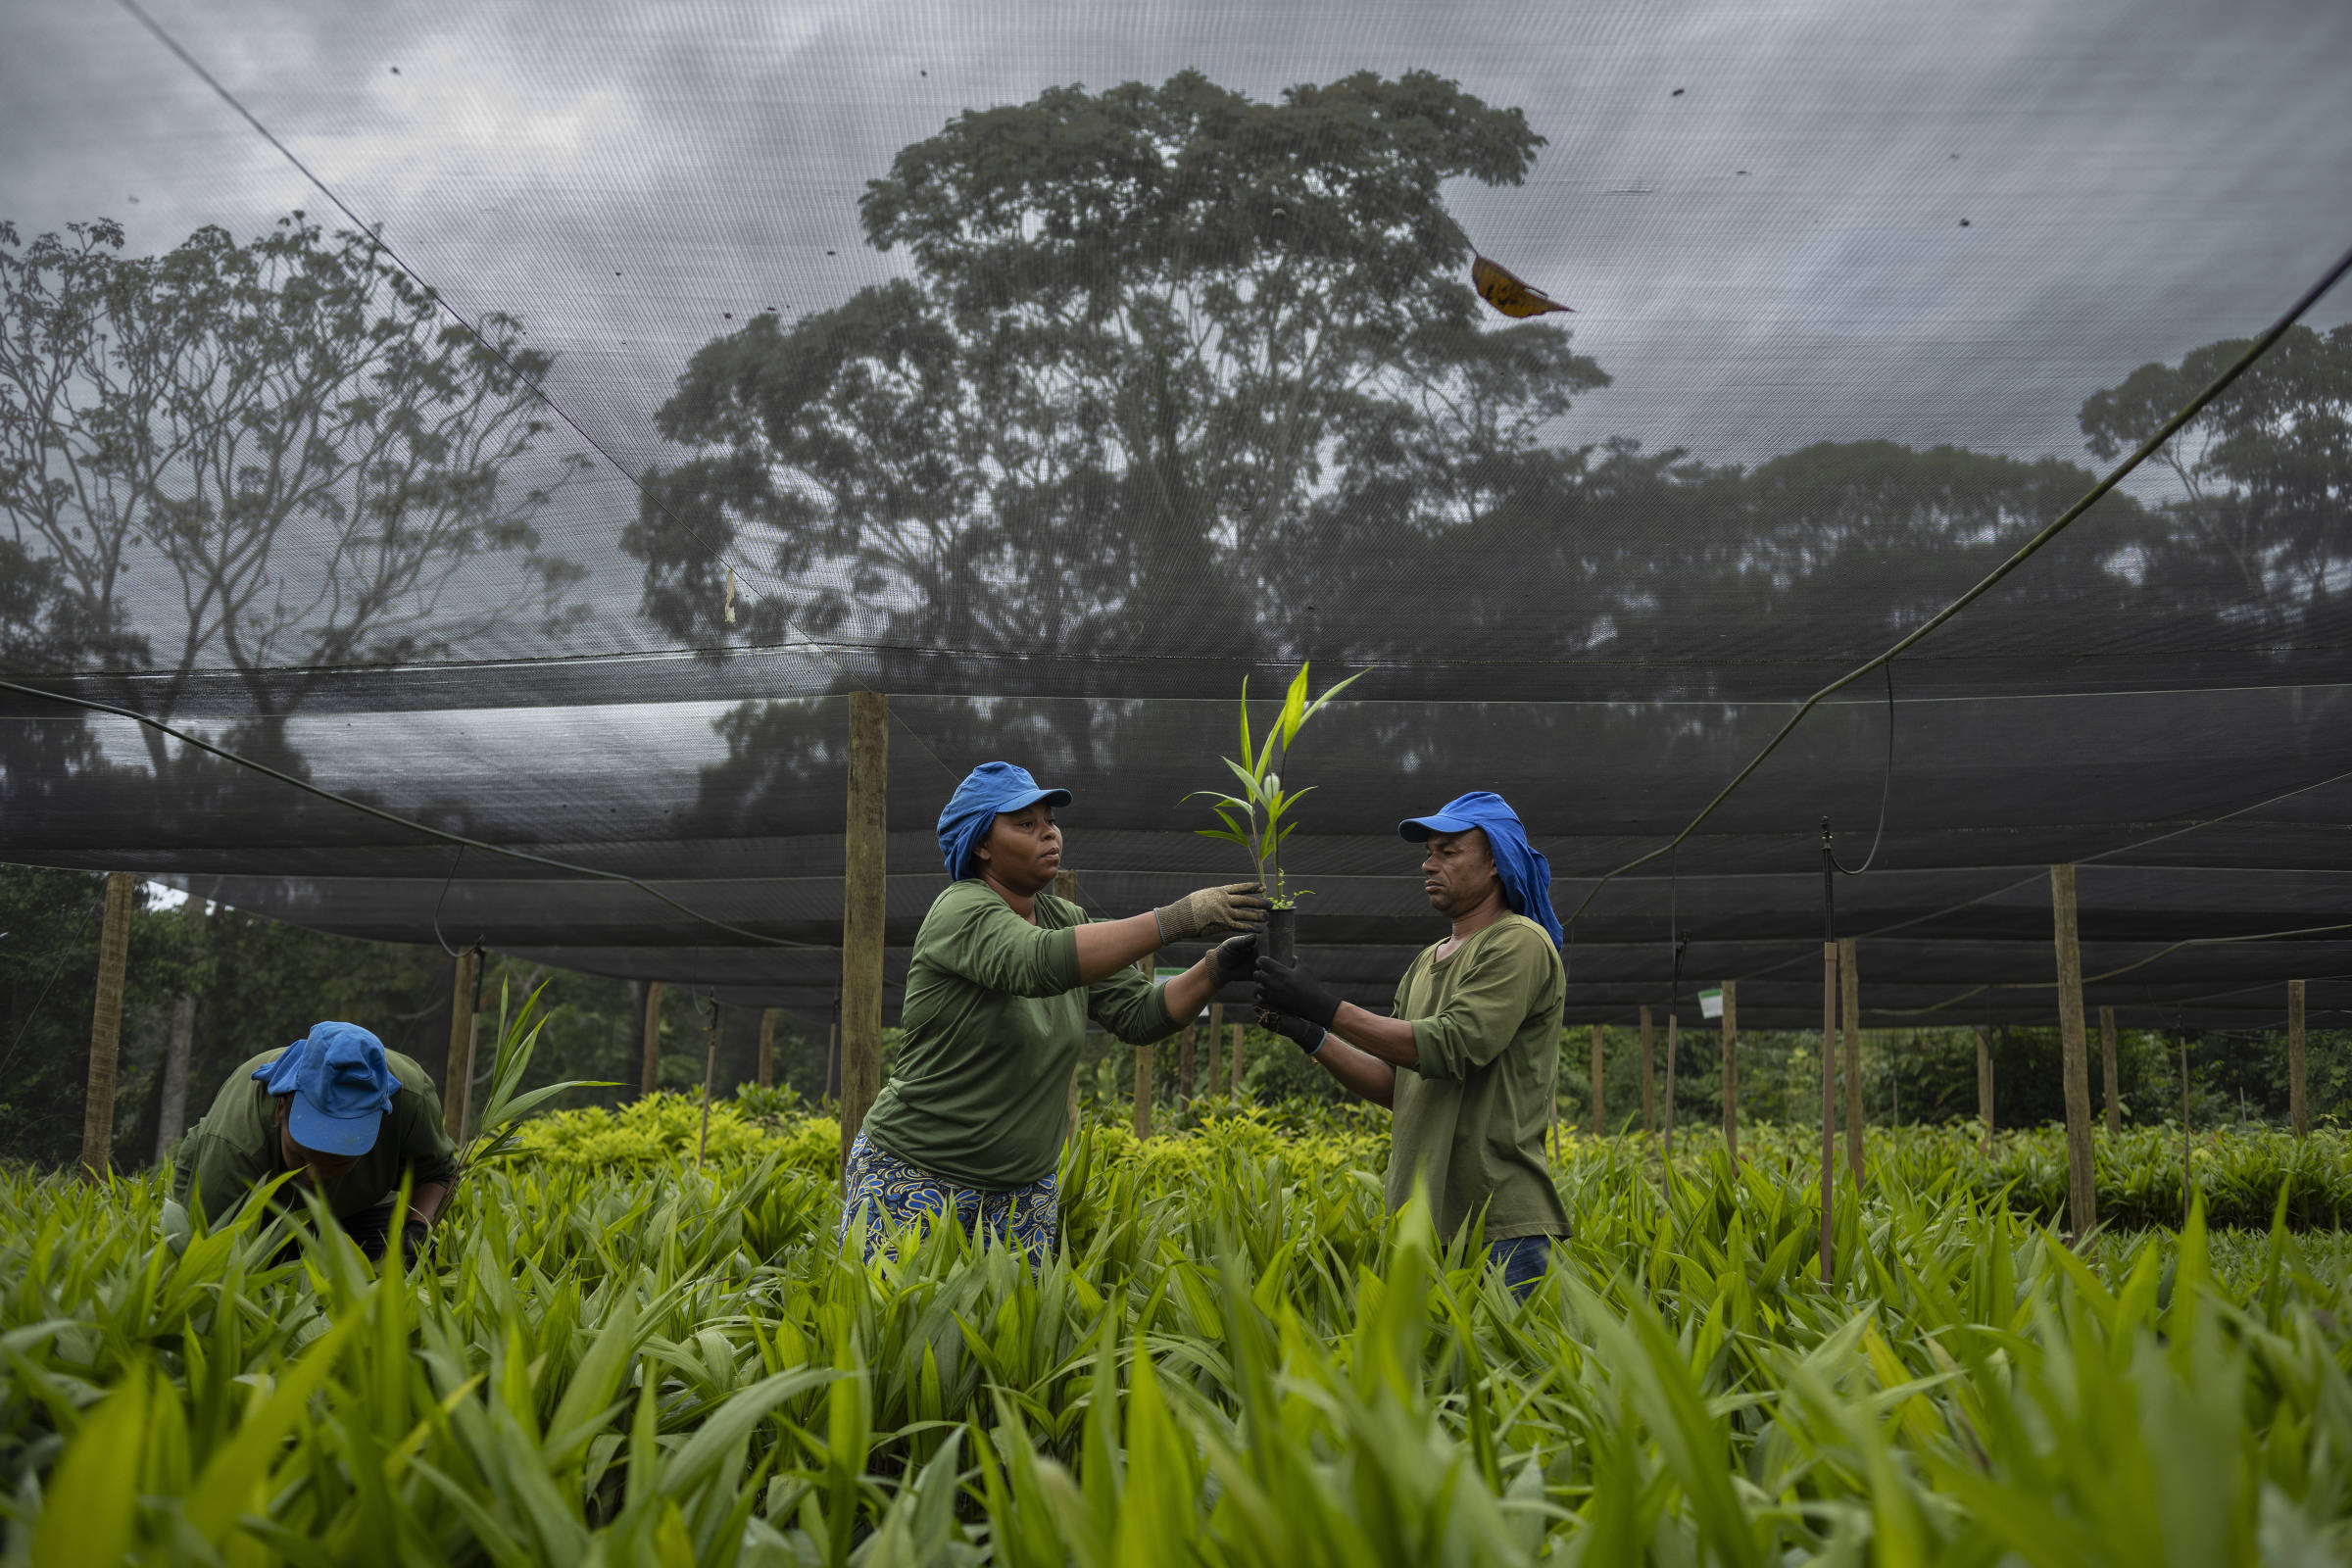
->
[1590, 1022, 1604, 1136]
[1720, 981, 1739, 1162]
[2099, 1004, 2121, 1135]
[1178, 1024, 1196, 1105]
[1820, 940, 1838, 1285]
[840, 691, 890, 1182]
[1638, 1004, 1655, 1134]
[638, 981, 664, 1098]
[1976, 1026, 1994, 1152]
[697, 1000, 720, 1167]
[1839, 938, 1864, 1187]
[757, 1008, 777, 1089]
[1134, 1043, 1154, 1139]
[2050, 864, 2096, 1240]
[2179, 1032, 2192, 1221]
[79, 872, 135, 1180]
[1662, 1012, 1679, 1172]
[155, 897, 209, 1163]
[2287, 980, 2308, 1138]
[1206, 1002, 1224, 1097]
[445, 946, 480, 1138]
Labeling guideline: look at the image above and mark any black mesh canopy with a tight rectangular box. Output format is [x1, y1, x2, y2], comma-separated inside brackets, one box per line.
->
[4, 0, 2349, 1033]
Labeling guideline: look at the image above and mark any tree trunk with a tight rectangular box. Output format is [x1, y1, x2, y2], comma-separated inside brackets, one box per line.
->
[1639, 1004, 1654, 1135]
[1719, 981, 1739, 1162]
[153, 898, 209, 1164]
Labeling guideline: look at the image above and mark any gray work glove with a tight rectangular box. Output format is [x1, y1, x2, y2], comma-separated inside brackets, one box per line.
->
[1152, 883, 1269, 943]
[1206, 933, 1259, 986]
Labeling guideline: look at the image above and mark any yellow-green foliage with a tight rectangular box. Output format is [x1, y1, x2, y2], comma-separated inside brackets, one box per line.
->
[504, 1090, 841, 1172]
[3, 1120, 2348, 1564]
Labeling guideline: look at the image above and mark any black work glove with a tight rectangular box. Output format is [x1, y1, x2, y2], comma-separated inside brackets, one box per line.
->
[400, 1218, 432, 1271]
[1253, 954, 1342, 1028]
[1258, 1009, 1328, 1055]
[1206, 932, 1259, 987]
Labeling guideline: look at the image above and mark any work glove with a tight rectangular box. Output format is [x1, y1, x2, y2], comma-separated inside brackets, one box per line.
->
[1152, 883, 1268, 943]
[1206, 932, 1259, 986]
[1253, 954, 1342, 1028]
[1258, 1009, 1328, 1055]
[400, 1218, 432, 1271]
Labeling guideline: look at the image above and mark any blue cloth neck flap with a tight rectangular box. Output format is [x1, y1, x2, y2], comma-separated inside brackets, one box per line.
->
[1400, 791, 1562, 945]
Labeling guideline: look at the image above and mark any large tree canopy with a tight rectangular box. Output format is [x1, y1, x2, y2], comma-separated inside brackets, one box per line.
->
[626, 71, 1607, 669]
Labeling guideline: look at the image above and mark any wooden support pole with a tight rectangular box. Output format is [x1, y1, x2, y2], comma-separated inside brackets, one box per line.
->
[840, 691, 890, 1181]
[638, 981, 664, 1098]
[2288, 979, 2308, 1138]
[1976, 1026, 1994, 1153]
[1206, 1002, 1224, 1097]
[79, 872, 135, 1180]
[1590, 1022, 1604, 1137]
[757, 1008, 777, 1089]
[1639, 1004, 1655, 1134]
[1662, 1012, 1679, 1169]
[2099, 1004, 2121, 1135]
[697, 1000, 720, 1167]
[1839, 938, 1864, 1187]
[1720, 981, 1739, 1162]
[1820, 940, 1838, 1285]
[155, 897, 209, 1164]
[445, 947, 480, 1138]
[1133, 1043, 1154, 1140]
[2050, 863, 2096, 1240]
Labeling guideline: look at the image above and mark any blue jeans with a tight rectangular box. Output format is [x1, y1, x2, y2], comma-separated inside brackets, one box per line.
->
[1489, 1234, 1558, 1298]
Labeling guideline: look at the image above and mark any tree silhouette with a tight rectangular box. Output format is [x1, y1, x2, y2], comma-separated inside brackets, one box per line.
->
[0, 214, 588, 773]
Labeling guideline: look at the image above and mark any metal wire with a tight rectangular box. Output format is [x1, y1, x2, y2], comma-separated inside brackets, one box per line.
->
[1562, 236, 2352, 930]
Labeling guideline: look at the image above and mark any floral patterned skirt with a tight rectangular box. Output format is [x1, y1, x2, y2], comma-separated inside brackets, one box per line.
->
[838, 1130, 1059, 1262]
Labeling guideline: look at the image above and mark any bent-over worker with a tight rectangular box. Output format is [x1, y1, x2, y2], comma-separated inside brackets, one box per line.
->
[846, 760, 1264, 1260]
[1253, 791, 1568, 1298]
[171, 1021, 458, 1267]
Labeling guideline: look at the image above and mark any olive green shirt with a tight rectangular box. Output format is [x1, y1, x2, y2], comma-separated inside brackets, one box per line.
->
[860, 879, 1178, 1189]
[1385, 914, 1570, 1243]
[170, 1048, 461, 1227]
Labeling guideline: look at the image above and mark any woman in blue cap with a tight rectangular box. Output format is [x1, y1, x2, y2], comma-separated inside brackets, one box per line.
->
[1252, 791, 1569, 1298]
[848, 760, 1266, 1260]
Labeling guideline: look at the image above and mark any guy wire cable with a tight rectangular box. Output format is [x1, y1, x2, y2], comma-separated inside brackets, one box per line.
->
[106, 0, 972, 797]
[0, 674, 833, 953]
[1829, 663, 1896, 876]
[1706, 756, 2352, 1000]
[1561, 234, 2352, 930]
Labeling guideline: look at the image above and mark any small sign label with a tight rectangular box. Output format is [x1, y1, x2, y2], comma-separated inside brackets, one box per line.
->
[1697, 988, 1724, 1020]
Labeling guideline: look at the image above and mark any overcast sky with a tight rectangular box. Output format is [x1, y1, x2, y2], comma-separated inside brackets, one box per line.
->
[5, 0, 2348, 519]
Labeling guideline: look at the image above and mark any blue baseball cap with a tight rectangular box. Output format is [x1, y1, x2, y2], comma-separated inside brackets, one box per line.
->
[937, 761, 1072, 879]
[1397, 791, 1564, 944]
[254, 1022, 399, 1156]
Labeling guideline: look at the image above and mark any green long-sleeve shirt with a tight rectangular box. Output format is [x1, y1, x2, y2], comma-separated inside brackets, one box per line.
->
[860, 879, 1178, 1188]
[170, 1047, 461, 1227]
[1385, 913, 1570, 1243]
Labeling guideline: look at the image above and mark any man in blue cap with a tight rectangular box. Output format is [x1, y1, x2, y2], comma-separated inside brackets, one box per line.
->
[1254, 792, 1569, 1296]
[171, 1020, 461, 1266]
